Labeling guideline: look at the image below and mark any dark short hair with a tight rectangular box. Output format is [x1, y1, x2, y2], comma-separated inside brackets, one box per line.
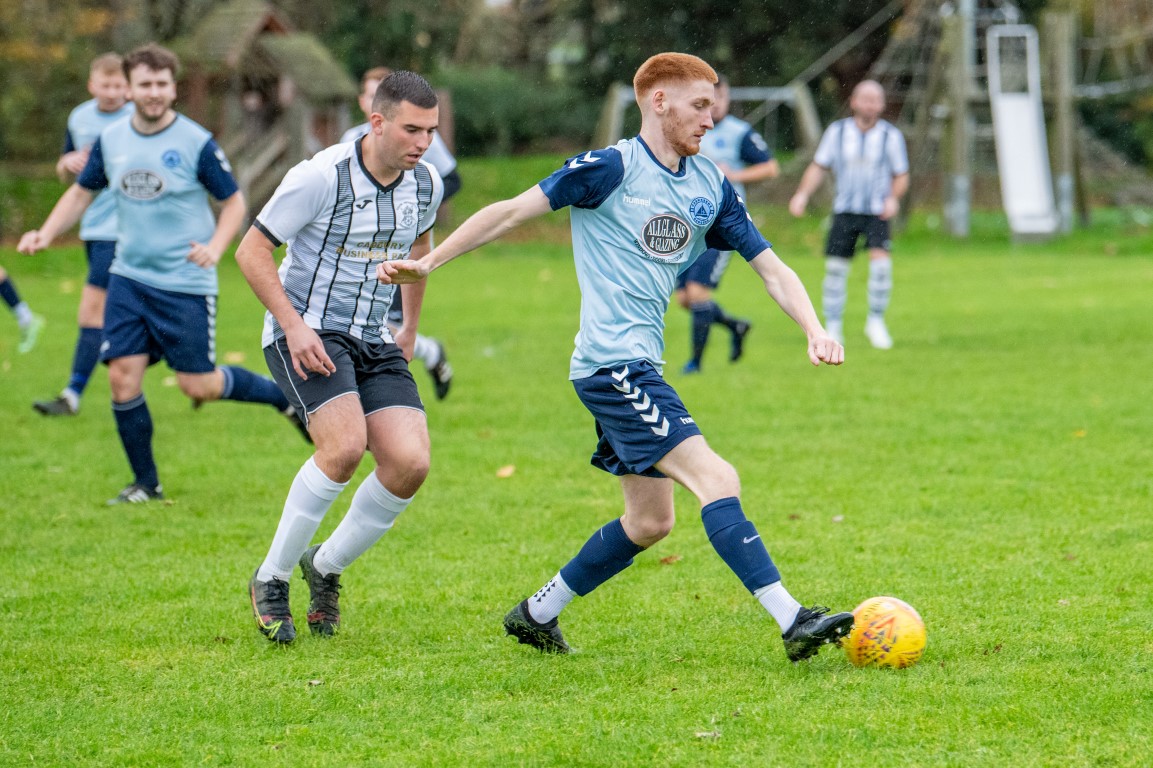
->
[123, 43, 180, 80]
[371, 71, 437, 117]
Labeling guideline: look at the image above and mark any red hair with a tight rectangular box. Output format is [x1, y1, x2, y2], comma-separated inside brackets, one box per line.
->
[633, 53, 717, 103]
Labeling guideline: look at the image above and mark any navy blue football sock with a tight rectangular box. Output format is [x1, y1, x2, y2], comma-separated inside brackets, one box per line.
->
[710, 301, 739, 331]
[0, 277, 20, 309]
[701, 497, 781, 593]
[559, 518, 646, 596]
[112, 394, 159, 489]
[67, 327, 103, 396]
[689, 302, 713, 365]
[219, 366, 290, 410]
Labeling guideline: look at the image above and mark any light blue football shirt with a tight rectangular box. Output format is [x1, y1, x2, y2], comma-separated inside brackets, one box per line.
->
[78, 114, 239, 296]
[538, 137, 771, 379]
[698, 114, 772, 199]
[63, 99, 134, 242]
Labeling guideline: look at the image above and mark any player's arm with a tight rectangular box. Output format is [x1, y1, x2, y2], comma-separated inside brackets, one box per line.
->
[235, 226, 335, 380]
[727, 131, 779, 184]
[189, 190, 246, 267]
[55, 129, 89, 182]
[747, 247, 843, 367]
[393, 229, 435, 361]
[16, 184, 96, 254]
[730, 158, 780, 185]
[788, 162, 827, 217]
[378, 185, 552, 284]
[881, 172, 910, 221]
[190, 140, 246, 267]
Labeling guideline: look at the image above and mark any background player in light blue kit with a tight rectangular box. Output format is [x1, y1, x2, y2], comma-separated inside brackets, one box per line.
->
[675, 73, 780, 374]
[381, 53, 855, 663]
[33, 53, 134, 416]
[19, 43, 308, 504]
[0, 266, 43, 354]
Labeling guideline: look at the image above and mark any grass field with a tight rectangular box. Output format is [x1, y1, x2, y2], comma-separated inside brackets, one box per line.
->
[1, 159, 1151, 766]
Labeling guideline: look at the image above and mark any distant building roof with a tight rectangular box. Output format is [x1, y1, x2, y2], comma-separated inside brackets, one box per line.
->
[258, 34, 357, 100]
[172, 0, 355, 100]
[175, 0, 287, 72]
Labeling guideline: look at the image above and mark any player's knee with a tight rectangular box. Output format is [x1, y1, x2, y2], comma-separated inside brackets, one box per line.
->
[699, 460, 741, 504]
[640, 514, 675, 543]
[322, 447, 366, 483]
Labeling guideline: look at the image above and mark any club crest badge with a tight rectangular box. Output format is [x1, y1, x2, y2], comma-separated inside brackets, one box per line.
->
[688, 196, 715, 226]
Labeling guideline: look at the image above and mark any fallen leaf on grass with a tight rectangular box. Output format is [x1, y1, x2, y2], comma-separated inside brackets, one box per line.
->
[660, 554, 682, 565]
[223, 351, 247, 364]
[694, 731, 721, 740]
[308, 679, 323, 686]
[495, 465, 516, 478]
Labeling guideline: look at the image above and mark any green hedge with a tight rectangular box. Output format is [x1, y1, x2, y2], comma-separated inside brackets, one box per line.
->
[434, 67, 598, 157]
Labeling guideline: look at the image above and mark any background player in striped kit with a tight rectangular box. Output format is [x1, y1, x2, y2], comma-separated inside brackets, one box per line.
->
[381, 53, 855, 663]
[675, 73, 780, 374]
[18, 43, 308, 504]
[789, 80, 909, 350]
[238, 71, 444, 645]
[34, 53, 134, 416]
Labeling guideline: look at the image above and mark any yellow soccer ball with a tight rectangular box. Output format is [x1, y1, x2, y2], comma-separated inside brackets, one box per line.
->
[842, 596, 926, 669]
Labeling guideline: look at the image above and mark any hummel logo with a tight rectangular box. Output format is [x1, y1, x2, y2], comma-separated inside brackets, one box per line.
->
[355, 199, 371, 209]
[568, 151, 599, 169]
[742, 535, 761, 544]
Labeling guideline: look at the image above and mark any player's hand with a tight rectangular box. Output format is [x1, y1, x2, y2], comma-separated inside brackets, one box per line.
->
[392, 324, 416, 362]
[17, 230, 50, 255]
[880, 196, 900, 221]
[377, 259, 429, 284]
[808, 332, 844, 367]
[60, 149, 90, 176]
[788, 193, 808, 218]
[284, 323, 336, 381]
[187, 241, 222, 268]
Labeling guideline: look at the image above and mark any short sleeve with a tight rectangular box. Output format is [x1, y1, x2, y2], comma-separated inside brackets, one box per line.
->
[196, 139, 240, 201]
[888, 128, 909, 176]
[63, 129, 76, 155]
[739, 130, 773, 164]
[76, 138, 109, 191]
[812, 122, 839, 168]
[537, 148, 625, 210]
[704, 179, 771, 260]
[253, 161, 330, 246]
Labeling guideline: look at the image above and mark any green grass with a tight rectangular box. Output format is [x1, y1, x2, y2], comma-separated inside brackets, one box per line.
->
[1, 169, 1151, 766]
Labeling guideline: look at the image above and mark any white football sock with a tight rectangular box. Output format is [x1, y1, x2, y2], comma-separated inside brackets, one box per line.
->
[257, 457, 347, 582]
[526, 573, 576, 624]
[754, 581, 802, 632]
[413, 333, 441, 368]
[822, 257, 851, 326]
[313, 472, 411, 575]
[867, 256, 893, 318]
[14, 302, 33, 327]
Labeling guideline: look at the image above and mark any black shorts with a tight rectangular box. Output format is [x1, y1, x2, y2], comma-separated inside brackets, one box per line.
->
[825, 213, 891, 258]
[264, 330, 424, 428]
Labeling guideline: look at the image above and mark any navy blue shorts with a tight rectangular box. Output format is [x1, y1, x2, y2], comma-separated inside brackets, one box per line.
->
[264, 330, 423, 428]
[85, 240, 115, 289]
[100, 275, 216, 373]
[825, 213, 891, 258]
[572, 360, 702, 478]
[675, 248, 732, 291]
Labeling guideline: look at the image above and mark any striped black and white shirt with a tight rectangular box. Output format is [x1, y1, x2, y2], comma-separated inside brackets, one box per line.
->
[254, 139, 443, 347]
[813, 118, 908, 215]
